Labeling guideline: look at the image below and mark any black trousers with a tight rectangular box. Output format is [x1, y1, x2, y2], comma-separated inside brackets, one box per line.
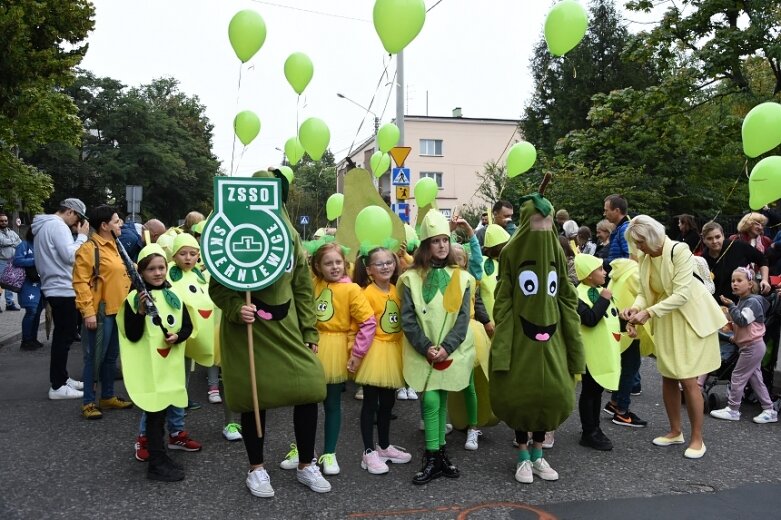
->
[146, 409, 167, 459]
[360, 385, 396, 451]
[579, 369, 604, 434]
[515, 430, 546, 445]
[241, 403, 318, 466]
[47, 296, 78, 389]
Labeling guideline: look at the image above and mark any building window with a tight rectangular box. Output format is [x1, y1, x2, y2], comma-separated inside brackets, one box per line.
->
[420, 172, 443, 189]
[420, 139, 443, 156]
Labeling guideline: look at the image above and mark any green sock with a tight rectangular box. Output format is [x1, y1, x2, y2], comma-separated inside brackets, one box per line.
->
[530, 447, 543, 461]
[517, 449, 531, 463]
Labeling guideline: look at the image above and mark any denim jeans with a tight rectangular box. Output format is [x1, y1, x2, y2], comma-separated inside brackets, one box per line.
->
[0, 259, 15, 306]
[139, 406, 185, 435]
[611, 340, 641, 412]
[46, 296, 77, 389]
[21, 298, 44, 341]
[82, 314, 119, 405]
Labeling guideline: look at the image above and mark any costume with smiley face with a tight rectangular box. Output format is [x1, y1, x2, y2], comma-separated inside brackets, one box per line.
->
[490, 194, 585, 432]
[354, 283, 404, 389]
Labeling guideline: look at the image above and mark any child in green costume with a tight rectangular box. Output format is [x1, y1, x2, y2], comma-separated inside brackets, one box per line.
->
[117, 244, 194, 482]
[490, 193, 585, 484]
[399, 210, 475, 485]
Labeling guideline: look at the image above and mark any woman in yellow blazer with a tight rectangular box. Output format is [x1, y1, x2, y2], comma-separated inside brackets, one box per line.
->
[620, 215, 725, 460]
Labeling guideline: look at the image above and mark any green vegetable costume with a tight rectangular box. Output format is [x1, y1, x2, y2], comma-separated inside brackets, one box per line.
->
[490, 194, 585, 432]
[208, 171, 326, 412]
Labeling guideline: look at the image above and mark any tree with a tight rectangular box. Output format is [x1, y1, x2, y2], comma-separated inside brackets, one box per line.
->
[287, 151, 337, 237]
[0, 0, 94, 213]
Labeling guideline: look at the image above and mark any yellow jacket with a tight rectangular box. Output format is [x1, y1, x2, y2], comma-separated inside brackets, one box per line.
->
[73, 233, 131, 317]
[633, 238, 726, 337]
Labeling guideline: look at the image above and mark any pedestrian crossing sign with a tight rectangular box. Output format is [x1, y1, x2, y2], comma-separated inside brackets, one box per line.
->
[299, 215, 310, 225]
[392, 167, 410, 186]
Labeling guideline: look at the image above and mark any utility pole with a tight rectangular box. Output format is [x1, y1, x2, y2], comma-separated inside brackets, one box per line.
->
[392, 50, 405, 211]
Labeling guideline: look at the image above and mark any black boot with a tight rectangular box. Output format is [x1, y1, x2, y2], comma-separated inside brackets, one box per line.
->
[438, 446, 460, 478]
[147, 451, 185, 482]
[579, 429, 613, 451]
[412, 450, 442, 485]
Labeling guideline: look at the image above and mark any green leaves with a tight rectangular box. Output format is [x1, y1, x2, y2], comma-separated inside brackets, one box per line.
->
[163, 288, 181, 310]
[169, 265, 183, 282]
[422, 268, 450, 305]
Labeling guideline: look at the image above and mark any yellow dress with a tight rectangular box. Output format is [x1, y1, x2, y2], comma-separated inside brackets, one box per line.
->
[355, 284, 404, 389]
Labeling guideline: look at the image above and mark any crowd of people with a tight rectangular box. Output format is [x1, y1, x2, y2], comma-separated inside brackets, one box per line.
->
[4, 184, 780, 498]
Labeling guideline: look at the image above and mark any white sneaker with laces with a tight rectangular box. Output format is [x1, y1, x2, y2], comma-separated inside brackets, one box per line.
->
[66, 378, 84, 391]
[753, 409, 778, 424]
[297, 460, 332, 493]
[406, 388, 418, 400]
[532, 457, 559, 481]
[514, 460, 533, 484]
[375, 444, 412, 464]
[279, 443, 299, 470]
[446, 423, 453, 435]
[710, 407, 741, 421]
[208, 389, 222, 404]
[542, 431, 555, 449]
[396, 387, 408, 400]
[246, 467, 274, 498]
[318, 453, 340, 475]
[464, 429, 481, 451]
[222, 423, 242, 441]
[361, 449, 390, 474]
[49, 385, 83, 400]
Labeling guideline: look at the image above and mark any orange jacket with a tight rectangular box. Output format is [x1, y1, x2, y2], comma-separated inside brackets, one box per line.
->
[73, 233, 131, 317]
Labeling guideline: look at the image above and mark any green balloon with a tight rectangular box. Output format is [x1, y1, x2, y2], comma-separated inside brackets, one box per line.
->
[743, 102, 781, 158]
[544, 0, 588, 57]
[414, 177, 439, 207]
[506, 141, 537, 177]
[370, 151, 391, 178]
[284, 52, 314, 95]
[377, 123, 400, 153]
[233, 110, 261, 146]
[749, 156, 781, 210]
[228, 10, 267, 63]
[373, 0, 426, 54]
[284, 137, 305, 165]
[278, 165, 295, 184]
[356, 205, 393, 245]
[299, 117, 330, 161]
[326, 193, 344, 221]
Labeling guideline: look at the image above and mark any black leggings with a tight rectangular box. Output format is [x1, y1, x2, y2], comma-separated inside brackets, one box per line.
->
[241, 403, 318, 465]
[514, 430, 546, 445]
[578, 369, 604, 434]
[146, 409, 166, 457]
[360, 385, 396, 451]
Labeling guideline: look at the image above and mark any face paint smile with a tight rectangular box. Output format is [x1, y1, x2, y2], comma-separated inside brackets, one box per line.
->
[520, 316, 557, 342]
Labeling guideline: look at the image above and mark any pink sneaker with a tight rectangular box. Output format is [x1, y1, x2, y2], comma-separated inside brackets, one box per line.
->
[361, 450, 389, 475]
[375, 444, 412, 464]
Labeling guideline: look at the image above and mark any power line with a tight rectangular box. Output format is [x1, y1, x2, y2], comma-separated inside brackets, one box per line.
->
[248, 0, 370, 23]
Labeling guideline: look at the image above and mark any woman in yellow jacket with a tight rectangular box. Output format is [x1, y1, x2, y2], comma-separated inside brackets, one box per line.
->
[73, 205, 133, 420]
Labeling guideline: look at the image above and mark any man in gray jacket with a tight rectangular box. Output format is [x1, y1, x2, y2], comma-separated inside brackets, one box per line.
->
[0, 212, 21, 310]
[32, 199, 90, 400]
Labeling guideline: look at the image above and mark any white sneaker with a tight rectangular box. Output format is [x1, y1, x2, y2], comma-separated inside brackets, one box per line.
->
[318, 453, 340, 475]
[375, 444, 412, 464]
[465, 429, 481, 451]
[532, 457, 559, 481]
[49, 385, 83, 400]
[418, 419, 425, 431]
[514, 460, 533, 484]
[753, 409, 778, 424]
[208, 389, 222, 404]
[222, 423, 242, 441]
[406, 388, 418, 400]
[66, 378, 84, 391]
[246, 467, 274, 498]
[279, 443, 299, 470]
[542, 431, 555, 449]
[361, 449, 390, 474]
[397, 388, 408, 400]
[354, 387, 364, 400]
[710, 407, 740, 421]
[297, 460, 331, 493]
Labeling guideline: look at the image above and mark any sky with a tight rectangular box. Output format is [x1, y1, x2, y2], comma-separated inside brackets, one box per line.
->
[79, 0, 659, 177]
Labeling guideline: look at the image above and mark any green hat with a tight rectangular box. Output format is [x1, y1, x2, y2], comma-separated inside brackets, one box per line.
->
[419, 210, 450, 242]
[574, 253, 603, 281]
[138, 243, 167, 263]
[191, 220, 205, 235]
[404, 223, 420, 252]
[484, 224, 510, 248]
[172, 232, 200, 256]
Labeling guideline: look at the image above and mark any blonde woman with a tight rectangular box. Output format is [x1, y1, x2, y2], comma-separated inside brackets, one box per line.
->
[730, 212, 771, 253]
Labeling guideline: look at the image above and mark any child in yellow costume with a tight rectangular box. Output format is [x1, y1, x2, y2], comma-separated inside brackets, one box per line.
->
[399, 210, 475, 485]
[574, 254, 621, 451]
[117, 244, 194, 482]
[480, 223, 510, 322]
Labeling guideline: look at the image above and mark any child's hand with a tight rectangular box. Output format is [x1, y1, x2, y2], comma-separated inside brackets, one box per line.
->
[600, 288, 612, 300]
[719, 295, 734, 306]
[484, 321, 495, 338]
[306, 342, 318, 354]
[426, 345, 440, 362]
[240, 304, 257, 324]
[626, 323, 637, 338]
[620, 307, 639, 321]
[347, 354, 361, 373]
[164, 332, 179, 344]
[137, 291, 154, 315]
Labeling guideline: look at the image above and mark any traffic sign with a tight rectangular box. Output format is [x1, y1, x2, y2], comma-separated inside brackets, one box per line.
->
[201, 177, 293, 291]
[299, 215, 310, 225]
[389, 146, 411, 167]
[396, 186, 409, 200]
[392, 167, 411, 186]
[392, 202, 410, 223]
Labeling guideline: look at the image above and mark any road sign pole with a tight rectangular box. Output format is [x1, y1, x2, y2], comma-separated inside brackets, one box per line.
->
[303, 223, 307, 240]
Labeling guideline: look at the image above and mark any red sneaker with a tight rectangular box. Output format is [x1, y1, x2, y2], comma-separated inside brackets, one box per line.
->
[168, 431, 202, 452]
[134, 435, 149, 462]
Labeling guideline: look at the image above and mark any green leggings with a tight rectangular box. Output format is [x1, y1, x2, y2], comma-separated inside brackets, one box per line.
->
[323, 383, 342, 454]
[422, 389, 448, 451]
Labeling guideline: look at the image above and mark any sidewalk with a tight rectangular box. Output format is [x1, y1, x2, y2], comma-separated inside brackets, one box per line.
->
[0, 300, 32, 348]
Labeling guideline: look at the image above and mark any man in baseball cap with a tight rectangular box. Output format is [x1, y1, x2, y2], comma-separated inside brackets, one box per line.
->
[59, 198, 88, 222]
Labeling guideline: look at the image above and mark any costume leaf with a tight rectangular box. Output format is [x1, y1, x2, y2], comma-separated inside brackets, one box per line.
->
[193, 268, 206, 284]
[443, 268, 462, 313]
[422, 268, 450, 304]
[163, 288, 181, 310]
[483, 258, 495, 276]
[169, 265, 183, 282]
[517, 192, 553, 217]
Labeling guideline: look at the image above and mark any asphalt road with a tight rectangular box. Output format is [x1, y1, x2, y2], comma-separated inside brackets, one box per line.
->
[1, 337, 780, 520]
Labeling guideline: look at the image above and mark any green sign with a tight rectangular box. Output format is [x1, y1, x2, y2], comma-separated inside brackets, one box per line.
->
[201, 177, 293, 291]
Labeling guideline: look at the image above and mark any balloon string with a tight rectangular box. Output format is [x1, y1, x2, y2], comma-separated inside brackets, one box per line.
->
[230, 64, 244, 177]
[234, 145, 247, 176]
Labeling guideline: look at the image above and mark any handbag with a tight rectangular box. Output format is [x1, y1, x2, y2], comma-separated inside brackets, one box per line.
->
[0, 262, 25, 293]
